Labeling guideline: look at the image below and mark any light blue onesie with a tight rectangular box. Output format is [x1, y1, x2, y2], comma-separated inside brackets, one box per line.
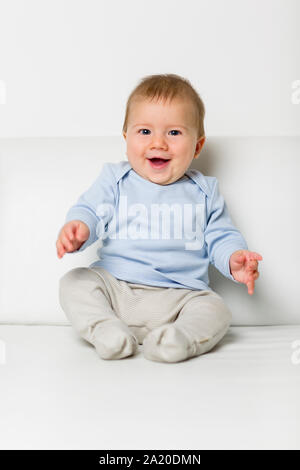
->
[65, 160, 248, 291]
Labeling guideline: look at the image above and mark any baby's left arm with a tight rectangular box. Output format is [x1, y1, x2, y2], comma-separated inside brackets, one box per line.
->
[229, 250, 263, 295]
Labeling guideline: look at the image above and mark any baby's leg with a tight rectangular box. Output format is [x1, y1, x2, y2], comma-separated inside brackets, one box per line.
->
[59, 267, 138, 360]
[143, 290, 232, 363]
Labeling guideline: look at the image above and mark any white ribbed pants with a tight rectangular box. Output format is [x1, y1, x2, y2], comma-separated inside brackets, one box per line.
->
[59, 266, 232, 363]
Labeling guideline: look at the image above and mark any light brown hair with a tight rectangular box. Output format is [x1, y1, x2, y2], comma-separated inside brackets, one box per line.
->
[122, 73, 205, 138]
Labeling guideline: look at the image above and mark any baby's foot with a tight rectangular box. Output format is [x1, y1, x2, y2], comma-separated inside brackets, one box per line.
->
[143, 323, 197, 363]
[92, 321, 138, 360]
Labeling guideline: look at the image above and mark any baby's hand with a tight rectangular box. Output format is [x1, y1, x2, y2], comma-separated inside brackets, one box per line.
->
[56, 220, 90, 259]
[229, 249, 263, 295]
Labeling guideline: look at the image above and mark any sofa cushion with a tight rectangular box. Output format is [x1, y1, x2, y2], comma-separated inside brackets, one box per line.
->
[0, 136, 299, 325]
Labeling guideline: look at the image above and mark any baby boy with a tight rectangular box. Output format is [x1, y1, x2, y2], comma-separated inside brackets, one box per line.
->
[57, 73, 263, 363]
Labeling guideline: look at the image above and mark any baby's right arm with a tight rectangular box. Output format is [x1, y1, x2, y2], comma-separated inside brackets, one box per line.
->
[57, 163, 117, 259]
[56, 220, 90, 259]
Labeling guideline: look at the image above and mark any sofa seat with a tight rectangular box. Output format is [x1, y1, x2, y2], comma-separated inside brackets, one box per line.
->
[1, 324, 299, 450]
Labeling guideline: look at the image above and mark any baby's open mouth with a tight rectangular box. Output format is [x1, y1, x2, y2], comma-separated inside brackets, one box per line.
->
[148, 157, 170, 169]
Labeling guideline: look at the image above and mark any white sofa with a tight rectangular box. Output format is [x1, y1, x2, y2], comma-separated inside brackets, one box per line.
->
[0, 136, 299, 450]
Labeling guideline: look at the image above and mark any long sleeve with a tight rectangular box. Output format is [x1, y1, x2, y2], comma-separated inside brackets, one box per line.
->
[204, 178, 248, 283]
[64, 163, 117, 253]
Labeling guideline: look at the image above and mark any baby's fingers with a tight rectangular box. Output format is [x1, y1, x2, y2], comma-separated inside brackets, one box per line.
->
[247, 259, 258, 272]
[65, 224, 75, 241]
[246, 271, 259, 295]
[60, 232, 74, 252]
[247, 278, 255, 295]
[56, 239, 65, 258]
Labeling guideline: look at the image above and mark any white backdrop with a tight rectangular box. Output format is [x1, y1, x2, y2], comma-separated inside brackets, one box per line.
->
[1, 1, 300, 453]
[0, 0, 299, 137]
[0, 0, 299, 325]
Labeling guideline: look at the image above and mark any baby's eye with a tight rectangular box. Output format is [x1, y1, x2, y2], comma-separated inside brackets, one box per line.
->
[138, 129, 181, 136]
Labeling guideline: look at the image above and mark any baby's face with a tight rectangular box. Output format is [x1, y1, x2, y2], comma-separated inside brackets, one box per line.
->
[123, 97, 205, 185]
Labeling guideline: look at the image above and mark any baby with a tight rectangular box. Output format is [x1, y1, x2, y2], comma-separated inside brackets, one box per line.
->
[57, 73, 263, 363]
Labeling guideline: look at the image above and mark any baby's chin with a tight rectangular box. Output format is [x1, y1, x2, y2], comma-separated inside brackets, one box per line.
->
[145, 172, 184, 186]
[131, 160, 185, 185]
[148, 168, 186, 185]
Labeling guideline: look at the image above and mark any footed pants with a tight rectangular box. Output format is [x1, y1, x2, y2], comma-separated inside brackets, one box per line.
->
[58, 266, 232, 363]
